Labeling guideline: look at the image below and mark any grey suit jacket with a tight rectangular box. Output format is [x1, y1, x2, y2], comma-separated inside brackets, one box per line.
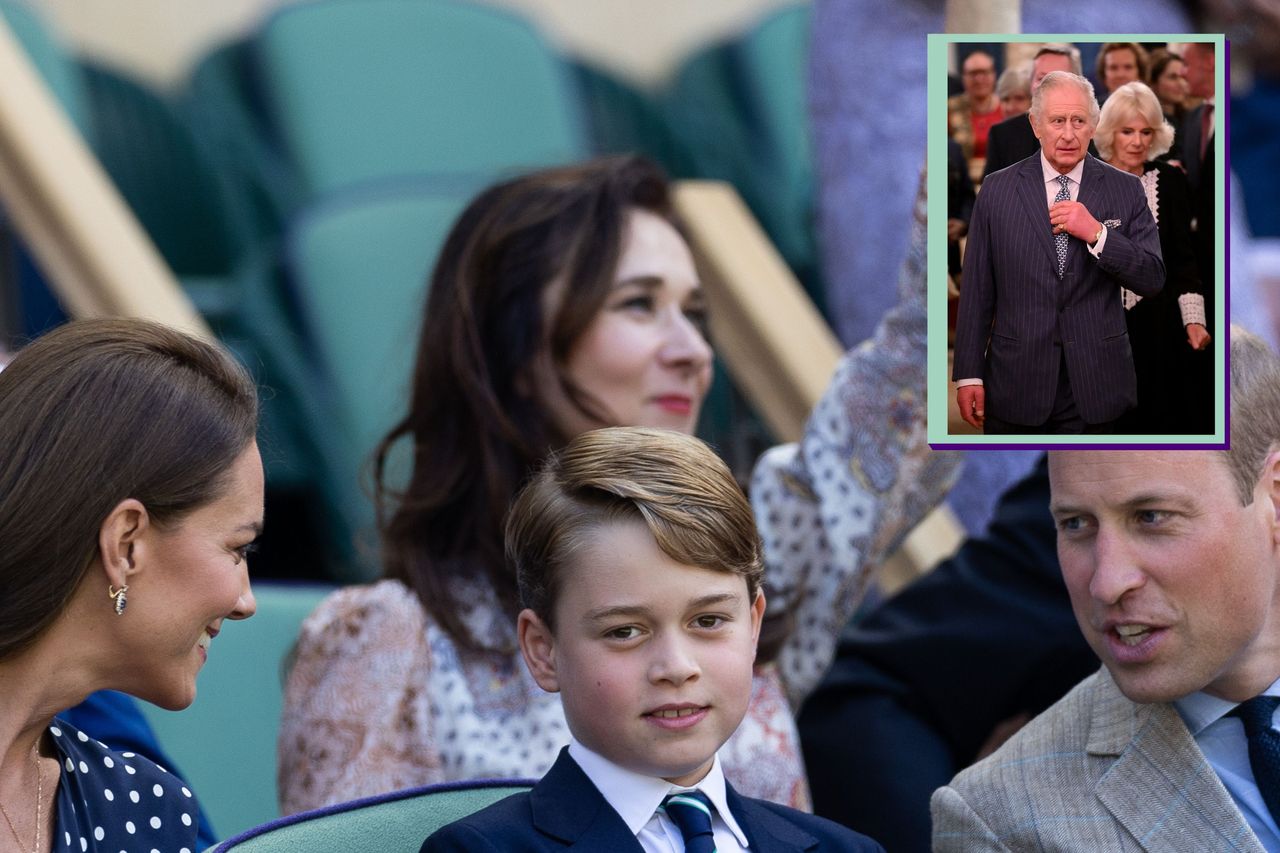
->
[952, 154, 1165, 426]
[931, 668, 1266, 852]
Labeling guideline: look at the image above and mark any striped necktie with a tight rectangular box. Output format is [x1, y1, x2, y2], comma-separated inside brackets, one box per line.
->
[662, 790, 717, 853]
[1054, 174, 1071, 277]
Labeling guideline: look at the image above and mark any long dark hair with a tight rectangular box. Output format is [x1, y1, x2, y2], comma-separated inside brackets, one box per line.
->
[373, 155, 681, 653]
[0, 318, 258, 661]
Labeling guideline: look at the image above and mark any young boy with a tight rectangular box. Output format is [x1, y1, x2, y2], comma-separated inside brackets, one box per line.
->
[421, 427, 883, 851]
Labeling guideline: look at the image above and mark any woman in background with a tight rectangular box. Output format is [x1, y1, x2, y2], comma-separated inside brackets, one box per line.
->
[995, 64, 1031, 118]
[0, 318, 262, 852]
[1146, 48, 1189, 166]
[1096, 81, 1210, 433]
[279, 155, 955, 814]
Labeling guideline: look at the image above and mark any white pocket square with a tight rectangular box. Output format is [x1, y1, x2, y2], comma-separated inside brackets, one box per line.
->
[1104, 219, 1122, 229]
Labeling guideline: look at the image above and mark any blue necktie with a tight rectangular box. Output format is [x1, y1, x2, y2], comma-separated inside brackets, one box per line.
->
[1054, 174, 1071, 277]
[1233, 695, 1280, 823]
[663, 790, 717, 853]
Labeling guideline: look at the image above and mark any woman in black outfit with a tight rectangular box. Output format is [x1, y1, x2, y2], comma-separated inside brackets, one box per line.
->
[1096, 81, 1212, 434]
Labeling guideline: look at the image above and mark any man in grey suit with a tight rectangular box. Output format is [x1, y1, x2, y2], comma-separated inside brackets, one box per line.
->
[933, 329, 1280, 852]
[953, 71, 1164, 434]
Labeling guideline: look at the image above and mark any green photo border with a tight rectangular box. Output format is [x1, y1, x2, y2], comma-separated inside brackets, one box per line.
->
[925, 33, 1227, 447]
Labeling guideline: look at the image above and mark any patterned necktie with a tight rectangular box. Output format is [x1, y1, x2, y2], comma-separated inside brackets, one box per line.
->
[1053, 173, 1071, 277]
[1232, 695, 1280, 822]
[662, 790, 717, 853]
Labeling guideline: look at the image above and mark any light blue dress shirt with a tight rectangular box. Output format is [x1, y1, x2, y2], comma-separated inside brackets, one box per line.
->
[1175, 680, 1280, 851]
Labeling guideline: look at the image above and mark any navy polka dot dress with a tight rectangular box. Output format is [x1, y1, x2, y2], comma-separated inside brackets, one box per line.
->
[49, 718, 201, 853]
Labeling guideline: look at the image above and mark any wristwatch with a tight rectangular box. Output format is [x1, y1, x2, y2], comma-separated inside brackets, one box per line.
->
[1090, 226, 1104, 246]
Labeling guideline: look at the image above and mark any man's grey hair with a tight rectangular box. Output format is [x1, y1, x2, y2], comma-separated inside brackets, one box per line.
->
[1034, 43, 1083, 77]
[1031, 71, 1100, 126]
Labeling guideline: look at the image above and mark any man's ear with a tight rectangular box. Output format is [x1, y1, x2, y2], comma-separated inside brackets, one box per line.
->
[1262, 450, 1280, 547]
[749, 590, 766, 659]
[97, 498, 150, 589]
[517, 608, 560, 693]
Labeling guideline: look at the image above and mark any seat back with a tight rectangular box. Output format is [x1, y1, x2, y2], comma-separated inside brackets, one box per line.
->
[256, 0, 588, 198]
[210, 779, 532, 852]
[138, 583, 335, 839]
[283, 181, 476, 563]
[81, 61, 241, 278]
[664, 5, 820, 307]
[732, 5, 814, 285]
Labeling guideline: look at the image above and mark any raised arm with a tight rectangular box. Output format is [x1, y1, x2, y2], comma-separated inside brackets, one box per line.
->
[750, 173, 961, 707]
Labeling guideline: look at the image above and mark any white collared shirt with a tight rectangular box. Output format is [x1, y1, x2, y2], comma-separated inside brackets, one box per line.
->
[569, 738, 750, 852]
[1174, 679, 1280, 851]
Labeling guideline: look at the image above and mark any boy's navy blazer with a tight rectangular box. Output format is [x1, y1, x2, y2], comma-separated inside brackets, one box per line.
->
[421, 748, 884, 851]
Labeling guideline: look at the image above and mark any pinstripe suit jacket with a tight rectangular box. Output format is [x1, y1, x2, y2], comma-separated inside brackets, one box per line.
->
[931, 668, 1266, 852]
[952, 154, 1165, 426]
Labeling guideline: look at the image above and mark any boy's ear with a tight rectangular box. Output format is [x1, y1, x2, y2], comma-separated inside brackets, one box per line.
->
[517, 608, 560, 693]
[97, 498, 150, 589]
[749, 590, 766, 657]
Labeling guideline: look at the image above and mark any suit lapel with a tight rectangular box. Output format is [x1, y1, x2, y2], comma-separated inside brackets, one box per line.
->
[1089, 672, 1266, 853]
[725, 783, 817, 852]
[1015, 154, 1059, 272]
[1075, 155, 1102, 223]
[530, 749, 645, 850]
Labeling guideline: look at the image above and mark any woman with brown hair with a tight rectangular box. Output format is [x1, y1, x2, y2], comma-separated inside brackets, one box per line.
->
[278, 155, 955, 813]
[0, 318, 262, 853]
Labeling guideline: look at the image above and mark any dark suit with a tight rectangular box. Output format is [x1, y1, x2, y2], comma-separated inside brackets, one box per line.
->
[1120, 161, 1210, 434]
[983, 113, 1099, 180]
[421, 748, 883, 852]
[952, 153, 1165, 429]
[799, 456, 1098, 853]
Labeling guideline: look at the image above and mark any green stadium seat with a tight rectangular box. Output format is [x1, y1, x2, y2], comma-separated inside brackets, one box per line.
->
[282, 180, 478, 577]
[663, 4, 822, 311]
[209, 779, 532, 852]
[255, 0, 589, 198]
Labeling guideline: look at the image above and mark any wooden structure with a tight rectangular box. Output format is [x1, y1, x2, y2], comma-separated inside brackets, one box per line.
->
[0, 15, 208, 339]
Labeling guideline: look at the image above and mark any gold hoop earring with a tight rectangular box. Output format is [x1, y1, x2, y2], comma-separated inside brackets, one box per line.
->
[108, 584, 128, 616]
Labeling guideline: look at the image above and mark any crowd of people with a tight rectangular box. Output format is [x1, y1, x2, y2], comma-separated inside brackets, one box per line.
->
[948, 41, 1217, 436]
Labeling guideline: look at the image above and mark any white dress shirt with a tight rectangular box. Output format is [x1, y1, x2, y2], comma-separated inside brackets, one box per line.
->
[569, 739, 751, 852]
[1174, 679, 1280, 851]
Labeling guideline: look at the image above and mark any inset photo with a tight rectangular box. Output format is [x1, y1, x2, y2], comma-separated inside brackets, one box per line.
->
[925, 35, 1226, 447]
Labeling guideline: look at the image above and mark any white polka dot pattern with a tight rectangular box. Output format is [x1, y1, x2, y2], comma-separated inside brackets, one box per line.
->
[45, 718, 201, 852]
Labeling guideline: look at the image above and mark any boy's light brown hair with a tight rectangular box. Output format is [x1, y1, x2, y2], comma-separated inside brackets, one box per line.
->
[506, 427, 763, 630]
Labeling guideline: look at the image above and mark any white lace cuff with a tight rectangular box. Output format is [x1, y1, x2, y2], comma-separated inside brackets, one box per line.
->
[1179, 293, 1206, 326]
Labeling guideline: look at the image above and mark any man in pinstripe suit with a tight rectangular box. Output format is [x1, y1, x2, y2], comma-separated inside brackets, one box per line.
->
[953, 71, 1164, 434]
[933, 330, 1280, 851]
